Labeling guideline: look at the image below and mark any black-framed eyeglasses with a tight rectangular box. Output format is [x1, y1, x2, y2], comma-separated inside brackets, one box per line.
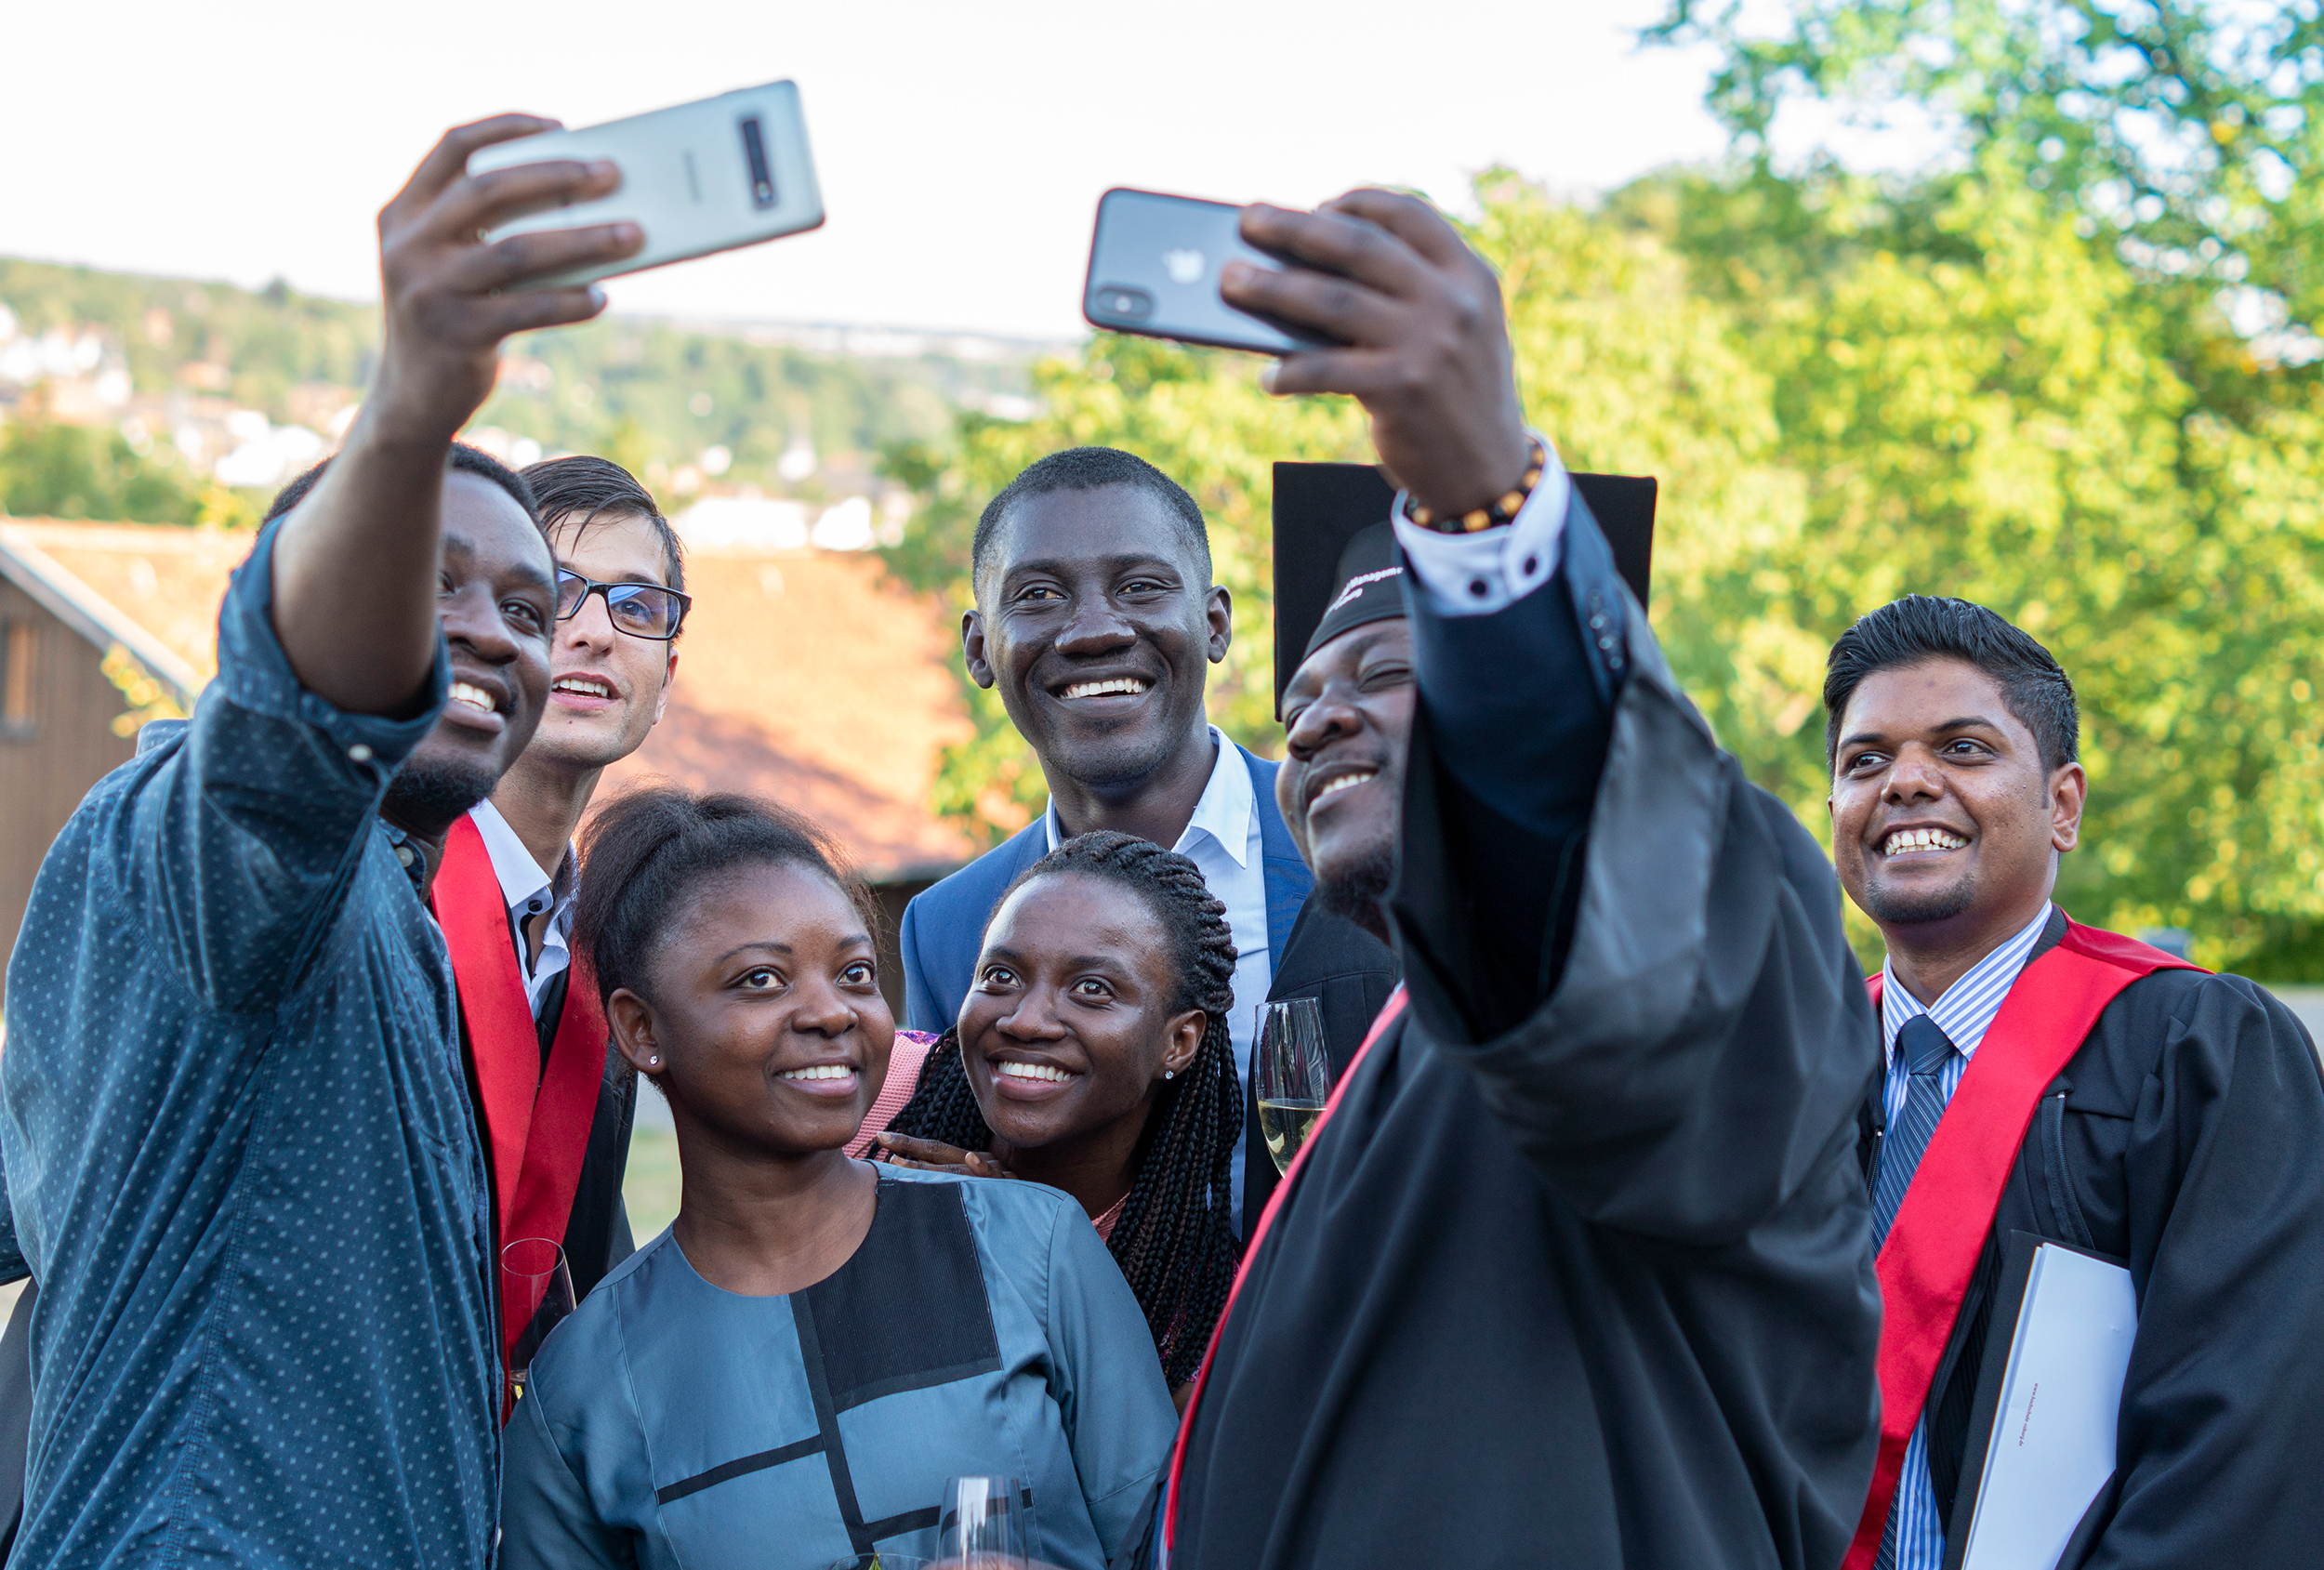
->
[555, 571, 691, 641]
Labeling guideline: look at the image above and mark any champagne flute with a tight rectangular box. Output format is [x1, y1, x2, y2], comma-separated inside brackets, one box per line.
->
[1254, 997, 1331, 1176]
[501, 1236, 576, 1405]
[938, 1474, 1026, 1567]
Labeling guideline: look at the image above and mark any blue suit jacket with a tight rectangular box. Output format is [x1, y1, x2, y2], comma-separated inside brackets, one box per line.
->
[900, 745, 1314, 1034]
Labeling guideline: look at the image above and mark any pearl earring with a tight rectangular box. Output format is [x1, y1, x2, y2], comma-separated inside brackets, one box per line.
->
[647, 1055, 661, 1066]
[1164, 1069, 1176, 1080]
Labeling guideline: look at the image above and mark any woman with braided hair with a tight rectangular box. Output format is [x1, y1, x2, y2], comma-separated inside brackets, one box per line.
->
[498, 788, 1175, 1570]
[877, 831, 1245, 1400]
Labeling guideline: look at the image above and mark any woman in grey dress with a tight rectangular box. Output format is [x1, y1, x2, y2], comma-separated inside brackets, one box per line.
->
[497, 790, 1177, 1570]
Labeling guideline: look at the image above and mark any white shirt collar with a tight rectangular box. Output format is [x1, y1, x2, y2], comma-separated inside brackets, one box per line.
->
[467, 799, 572, 923]
[1043, 726, 1253, 867]
[1880, 901, 2054, 1062]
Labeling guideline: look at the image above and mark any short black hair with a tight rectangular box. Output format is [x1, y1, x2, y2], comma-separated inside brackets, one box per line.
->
[573, 786, 879, 1012]
[263, 442, 541, 528]
[1824, 595, 2080, 772]
[970, 446, 1208, 598]
[522, 455, 686, 598]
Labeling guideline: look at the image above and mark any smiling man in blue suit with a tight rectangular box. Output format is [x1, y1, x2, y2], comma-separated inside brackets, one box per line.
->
[898, 447, 1314, 1228]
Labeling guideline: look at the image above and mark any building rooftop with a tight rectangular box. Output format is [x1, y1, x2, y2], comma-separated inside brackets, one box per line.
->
[0, 518, 975, 881]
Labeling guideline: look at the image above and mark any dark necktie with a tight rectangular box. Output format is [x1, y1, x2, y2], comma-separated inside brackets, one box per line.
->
[1870, 1014, 1959, 1250]
[1871, 1013, 1963, 1570]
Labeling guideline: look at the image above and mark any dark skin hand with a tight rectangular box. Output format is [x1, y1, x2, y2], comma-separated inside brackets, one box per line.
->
[1830, 658, 2086, 1005]
[962, 484, 1232, 846]
[608, 861, 896, 1297]
[1274, 618, 1416, 940]
[374, 470, 558, 873]
[271, 115, 642, 719]
[878, 872, 1204, 1222]
[1226, 191, 1532, 518]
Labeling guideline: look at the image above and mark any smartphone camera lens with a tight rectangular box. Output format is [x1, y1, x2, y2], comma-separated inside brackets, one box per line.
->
[739, 116, 778, 210]
[1094, 286, 1155, 322]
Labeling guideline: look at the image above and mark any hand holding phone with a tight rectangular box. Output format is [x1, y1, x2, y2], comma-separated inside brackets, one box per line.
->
[465, 81, 825, 289]
[1082, 189, 1340, 355]
[1226, 192, 1533, 521]
[372, 115, 642, 442]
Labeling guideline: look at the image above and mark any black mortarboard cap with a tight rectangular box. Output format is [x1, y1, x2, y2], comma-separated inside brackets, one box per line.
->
[1272, 461, 1658, 714]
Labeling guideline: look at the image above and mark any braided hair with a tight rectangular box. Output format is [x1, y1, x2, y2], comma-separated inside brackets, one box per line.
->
[886, 831, 1243, 1386]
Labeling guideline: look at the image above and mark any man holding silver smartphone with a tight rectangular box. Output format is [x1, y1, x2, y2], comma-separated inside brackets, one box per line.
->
[0, 119, 640, 1569]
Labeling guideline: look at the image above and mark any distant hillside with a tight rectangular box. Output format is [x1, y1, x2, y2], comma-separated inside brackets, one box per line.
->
[0, 256, 1060, 521]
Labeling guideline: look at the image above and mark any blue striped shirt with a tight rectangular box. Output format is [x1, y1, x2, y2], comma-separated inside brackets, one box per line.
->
[1876, 902, 2053, 1568]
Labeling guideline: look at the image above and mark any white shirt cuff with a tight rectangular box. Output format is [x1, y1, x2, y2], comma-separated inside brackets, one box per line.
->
[1390, 432, 1572, 617]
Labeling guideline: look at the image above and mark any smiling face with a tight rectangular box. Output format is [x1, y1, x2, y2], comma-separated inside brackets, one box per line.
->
[965, 483, 1230, 792]
[608, 859, 895, 1159]
[1829, 658, 2086, 942]
[383, 471, 556, 833]
[1274, 618, 1415, 940]
[532, 508, 678, 772]
[957, 871, 1206, 1158]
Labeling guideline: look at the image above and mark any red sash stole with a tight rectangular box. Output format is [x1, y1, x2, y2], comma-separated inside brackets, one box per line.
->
[1164, 985, 1409, 1552]
[430, 813, 610, 1367]
[1842, 919, 2200, 1569]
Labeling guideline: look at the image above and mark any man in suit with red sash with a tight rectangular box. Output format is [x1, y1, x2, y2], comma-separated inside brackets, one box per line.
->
[1825, 594, 2324, 1568]
[439, 456, 686, 1370]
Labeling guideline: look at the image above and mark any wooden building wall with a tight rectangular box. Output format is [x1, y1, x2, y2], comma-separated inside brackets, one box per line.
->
[0, 578, 136, 996]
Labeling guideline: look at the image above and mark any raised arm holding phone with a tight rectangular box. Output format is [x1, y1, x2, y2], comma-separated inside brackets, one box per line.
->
[0, 118, 642, 1570]
[1147, 191, 1883, 1569]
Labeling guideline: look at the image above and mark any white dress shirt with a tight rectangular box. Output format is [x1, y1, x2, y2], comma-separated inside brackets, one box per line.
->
[1391, 430, 1576, 616]
[467, 800, 577, 1022]
[1046, 725, 1272, 1228]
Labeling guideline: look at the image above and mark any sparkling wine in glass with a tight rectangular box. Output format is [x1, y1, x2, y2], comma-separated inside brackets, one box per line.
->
[1255, 996, 1331, 1176]
[939, 1474, 1026, 1567]
[501, 1236, 576, 1405]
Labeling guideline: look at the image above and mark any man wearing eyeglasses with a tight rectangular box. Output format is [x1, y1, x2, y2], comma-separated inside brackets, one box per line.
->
[453, 455, 686, 1342]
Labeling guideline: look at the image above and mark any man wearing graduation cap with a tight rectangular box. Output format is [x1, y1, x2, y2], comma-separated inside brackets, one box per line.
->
[1150, 191, 1883, 1569]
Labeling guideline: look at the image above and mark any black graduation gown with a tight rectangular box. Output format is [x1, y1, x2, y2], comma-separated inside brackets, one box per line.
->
[1169, 498, 1882, 1569]
[1861, 909, 2324, 1566]
[1242, 902, 1400, 1225]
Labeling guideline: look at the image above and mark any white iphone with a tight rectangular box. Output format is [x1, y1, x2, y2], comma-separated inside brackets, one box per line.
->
[465, 80, 825, 288]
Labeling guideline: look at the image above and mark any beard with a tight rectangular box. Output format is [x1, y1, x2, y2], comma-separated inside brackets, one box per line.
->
[1859, 871, 1978, 928]
[381, 754, 498, 837]
[1314, 838, 1397, 944]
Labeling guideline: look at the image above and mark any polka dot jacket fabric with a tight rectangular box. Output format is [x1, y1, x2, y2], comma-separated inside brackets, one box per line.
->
[0, 519, 501, 1569]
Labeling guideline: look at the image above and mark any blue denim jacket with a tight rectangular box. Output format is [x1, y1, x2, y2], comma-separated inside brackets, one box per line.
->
[0, 518, 500, 1568]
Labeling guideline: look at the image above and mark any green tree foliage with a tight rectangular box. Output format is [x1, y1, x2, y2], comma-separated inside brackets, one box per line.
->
[0, 412, 205, 523]
[0, 257, 1038, 505]
[884, 4, 2324, 975]
[1654, 0, 2323, 327]
[472, 316, 1032, 494]
[0, 258, 378, 411]
[1642, 0, 2324, 970]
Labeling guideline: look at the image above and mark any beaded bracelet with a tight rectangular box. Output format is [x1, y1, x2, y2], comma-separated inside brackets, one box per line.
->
[1406, 436, 1549, 534]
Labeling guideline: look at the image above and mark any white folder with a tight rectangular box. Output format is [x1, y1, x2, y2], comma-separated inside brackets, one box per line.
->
[1949, 1234, 2136, 1570]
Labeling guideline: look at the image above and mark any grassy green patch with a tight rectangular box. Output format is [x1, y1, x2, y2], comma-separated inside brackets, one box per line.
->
[623, 1126, 681, 1245]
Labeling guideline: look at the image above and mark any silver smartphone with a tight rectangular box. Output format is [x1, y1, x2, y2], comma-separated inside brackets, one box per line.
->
[465, 81, 824, 288]
[1082, 188, 1339, 355]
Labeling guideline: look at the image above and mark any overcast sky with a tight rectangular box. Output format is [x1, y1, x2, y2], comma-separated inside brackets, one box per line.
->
[5, 0, 1757, 339]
